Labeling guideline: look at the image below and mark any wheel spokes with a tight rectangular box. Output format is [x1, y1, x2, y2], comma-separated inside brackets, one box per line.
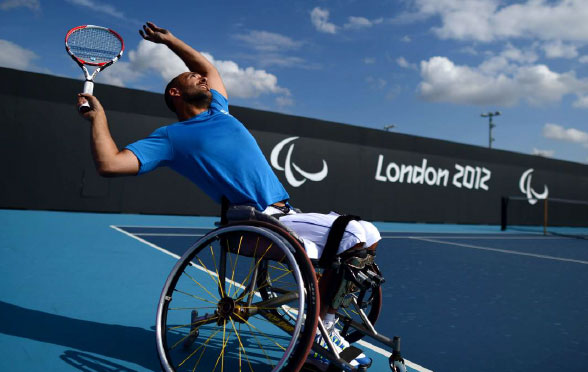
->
[161, 229, 309, 371]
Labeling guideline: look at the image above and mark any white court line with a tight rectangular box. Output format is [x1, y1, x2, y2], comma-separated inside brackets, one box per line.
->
[110, 225, 182, 260]
[382, 235, 568, 240]
[377, 229, 543, 235]
[111, 225, 434, 372]
[412, 237, 588, 265]
[115, 224, 215, 229]
[134, 233, 205, 237]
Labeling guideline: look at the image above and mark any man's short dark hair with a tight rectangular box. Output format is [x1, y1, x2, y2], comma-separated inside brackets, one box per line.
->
[164, 76, 181, 113]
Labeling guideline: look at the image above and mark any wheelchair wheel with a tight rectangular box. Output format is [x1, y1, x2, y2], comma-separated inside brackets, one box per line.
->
[156, 223, 319, 372]
[336, 285, 382, 344]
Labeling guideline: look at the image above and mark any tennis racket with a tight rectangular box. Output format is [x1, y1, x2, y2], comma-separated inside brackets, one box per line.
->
[65, 25, 124, 112]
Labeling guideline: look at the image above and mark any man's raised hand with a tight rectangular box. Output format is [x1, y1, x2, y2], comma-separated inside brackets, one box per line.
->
[77, 93, 104, 121]
[139, 22, 174, 44]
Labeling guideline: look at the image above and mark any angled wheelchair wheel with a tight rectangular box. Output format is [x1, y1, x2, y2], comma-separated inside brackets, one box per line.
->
[156, 222, 319, 372]
[336, 285, 382, 344]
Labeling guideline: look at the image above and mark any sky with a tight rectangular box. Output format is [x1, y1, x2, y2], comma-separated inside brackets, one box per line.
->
[1, 0, 588, 165]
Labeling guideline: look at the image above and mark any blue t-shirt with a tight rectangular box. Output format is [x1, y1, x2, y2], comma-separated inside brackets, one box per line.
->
[125, 89, 289, 211]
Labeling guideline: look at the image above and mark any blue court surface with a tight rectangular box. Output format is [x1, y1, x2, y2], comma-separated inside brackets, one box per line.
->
[1, 209, 587, 372]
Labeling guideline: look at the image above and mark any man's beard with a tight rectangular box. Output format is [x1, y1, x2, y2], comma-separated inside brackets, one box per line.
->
[182, 89, 213, 109]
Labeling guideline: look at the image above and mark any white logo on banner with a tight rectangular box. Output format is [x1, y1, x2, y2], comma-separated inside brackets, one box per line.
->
[270, 137, 328, 187]
[519, 168, 548, 205]
[374, 155, 492, 191]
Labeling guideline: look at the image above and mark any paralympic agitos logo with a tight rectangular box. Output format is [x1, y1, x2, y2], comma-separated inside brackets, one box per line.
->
[519, 169, 548, 205]
[270, 137, 328, 187]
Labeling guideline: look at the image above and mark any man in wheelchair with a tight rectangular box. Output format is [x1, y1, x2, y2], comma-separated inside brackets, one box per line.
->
[76, 22, 391, 371]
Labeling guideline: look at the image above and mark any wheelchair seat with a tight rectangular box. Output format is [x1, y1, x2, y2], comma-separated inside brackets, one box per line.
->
[225, 205, 305, 245]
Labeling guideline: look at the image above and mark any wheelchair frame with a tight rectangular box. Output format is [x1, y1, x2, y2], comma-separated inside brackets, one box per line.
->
[155, 207, 407, 372]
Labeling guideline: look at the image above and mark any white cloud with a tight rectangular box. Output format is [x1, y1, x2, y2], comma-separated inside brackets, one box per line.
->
[344, 16, 382, 29]
[66, 0, 125, 19]
[542, 40, 579, 59]
[365, 76, 387, 89]
[477, 45, 538, 75]
[344, 16, 372, 29]
[255, 55, 308, 69]
[0, 0, 39, 11]
[414, 0, 499, 42]
[97, 61, 142, 87]
[413, 0, 588, 42]
[234, 31, 303, 52]
[396, 57, 417, 70]
[459, 46, 478, 55]
[418, 49, 588, 106]
[543, 123, 588, 145]
[205, 53, 290, 98]
[128, 41, 188, 82]
[579, 55, 588, 63]
[572, 95, 588, 108]
[0, 39, 38, 70]
[311, 7, 337, 34]
[532, 148, 555, 157]
[311, 8, 381, 34]
[500, 44, 538, 64]
[276, 95, 294, 107]
[232, 31, 309, 69]
[401, 35, 412, 43]
[363, 57, 376, 64]
[100, 40, 289, 100]
[419, 56, 515, 105]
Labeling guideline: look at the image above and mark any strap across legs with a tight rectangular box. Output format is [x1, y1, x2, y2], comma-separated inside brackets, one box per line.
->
[318, 214, 361, 268]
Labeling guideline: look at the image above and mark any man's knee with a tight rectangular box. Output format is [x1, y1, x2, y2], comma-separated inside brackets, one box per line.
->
[338, 220, 366, 254]
[339, 220, 381, 254]
[358, 221, 381, 248]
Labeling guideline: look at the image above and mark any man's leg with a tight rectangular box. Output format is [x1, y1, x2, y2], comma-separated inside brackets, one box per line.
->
[318, 242, 367, 317]
[274, 212, 381, 368]
[277, 213, 381, 314]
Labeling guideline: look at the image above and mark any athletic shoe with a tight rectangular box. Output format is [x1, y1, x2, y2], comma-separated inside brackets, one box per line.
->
[328, 324, 372, 367]
[305, 320, 372, 370]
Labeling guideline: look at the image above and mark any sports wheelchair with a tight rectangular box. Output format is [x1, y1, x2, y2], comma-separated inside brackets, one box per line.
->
[155, 205, 407, 372]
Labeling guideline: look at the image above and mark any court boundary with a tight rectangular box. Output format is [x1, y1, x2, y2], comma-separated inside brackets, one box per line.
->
[413, 237, 588, 265]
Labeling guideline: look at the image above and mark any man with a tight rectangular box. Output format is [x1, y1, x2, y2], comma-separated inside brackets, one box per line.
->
[77, 22, 379, 370]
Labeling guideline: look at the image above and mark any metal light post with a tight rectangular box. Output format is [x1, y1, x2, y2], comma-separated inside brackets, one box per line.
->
[384, 124, 396, 132]
[481, 111, 500, 149]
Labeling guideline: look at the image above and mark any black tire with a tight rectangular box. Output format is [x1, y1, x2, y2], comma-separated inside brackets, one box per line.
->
[156, 223, 319, 372]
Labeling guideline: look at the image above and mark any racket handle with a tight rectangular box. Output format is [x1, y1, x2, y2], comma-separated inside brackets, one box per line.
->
[79, 81, 94, 113]
[83, 80, 94, 94]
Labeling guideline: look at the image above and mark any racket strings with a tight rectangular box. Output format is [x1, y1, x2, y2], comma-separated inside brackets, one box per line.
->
[68, 27, 122, 63]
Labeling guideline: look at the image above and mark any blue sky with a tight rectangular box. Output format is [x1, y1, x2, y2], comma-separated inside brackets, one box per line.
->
[1, 0, 588, 164]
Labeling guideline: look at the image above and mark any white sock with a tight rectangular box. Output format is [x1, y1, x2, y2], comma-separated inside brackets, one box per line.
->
[323, 313, 336, 329]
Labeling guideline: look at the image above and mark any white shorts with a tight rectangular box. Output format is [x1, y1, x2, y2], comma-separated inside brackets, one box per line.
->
[263, 206, 381, 259]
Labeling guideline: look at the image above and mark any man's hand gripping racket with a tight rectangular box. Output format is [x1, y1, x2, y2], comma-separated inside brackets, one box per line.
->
[65, 25, 124, 113]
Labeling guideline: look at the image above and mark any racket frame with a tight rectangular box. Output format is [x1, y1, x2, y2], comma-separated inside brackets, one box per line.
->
[65, 25, 125, 95]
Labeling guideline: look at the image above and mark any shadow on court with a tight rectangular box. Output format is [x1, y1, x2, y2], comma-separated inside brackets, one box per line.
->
[0, 301, 160, 371]
[0, 301, 281, 372]
[61, 350, 138, 372]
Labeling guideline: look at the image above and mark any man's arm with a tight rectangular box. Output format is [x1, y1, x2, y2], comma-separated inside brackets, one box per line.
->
[140, 22, 228, 99]
[77, 93, 140, 177]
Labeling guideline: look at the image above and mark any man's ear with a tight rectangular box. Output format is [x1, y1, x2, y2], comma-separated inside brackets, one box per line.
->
[169, 87, 181, 97]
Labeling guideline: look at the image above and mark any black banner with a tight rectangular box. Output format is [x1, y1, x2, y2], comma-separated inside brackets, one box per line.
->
[255, 133, 588, 225]
[1, 67, 587, 225]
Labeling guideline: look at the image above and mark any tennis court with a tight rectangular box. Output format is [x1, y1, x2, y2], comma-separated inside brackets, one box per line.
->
[1, 209, 587, 372]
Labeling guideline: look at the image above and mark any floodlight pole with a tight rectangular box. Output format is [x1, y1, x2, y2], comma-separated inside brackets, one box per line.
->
[480, 111, 500, 149]
[383, 124, 396, 132]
